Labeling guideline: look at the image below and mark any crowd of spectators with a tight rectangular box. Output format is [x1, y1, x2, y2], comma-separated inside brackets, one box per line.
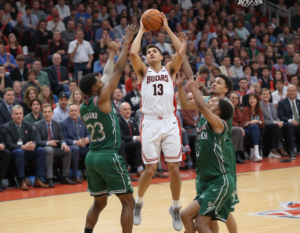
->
[1, 0, 300, 192]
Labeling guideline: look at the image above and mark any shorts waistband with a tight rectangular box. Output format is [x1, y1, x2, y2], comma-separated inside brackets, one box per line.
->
[143, 113, 174, 120]
[89, 149, 118, 154]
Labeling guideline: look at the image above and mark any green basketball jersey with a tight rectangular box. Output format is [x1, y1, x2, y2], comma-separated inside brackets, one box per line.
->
[195, 119, 230, 179]
[80, 96, 121, 150]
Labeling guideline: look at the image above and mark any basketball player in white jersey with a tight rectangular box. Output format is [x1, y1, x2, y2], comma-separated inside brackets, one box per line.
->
[130, 13, 183, 231]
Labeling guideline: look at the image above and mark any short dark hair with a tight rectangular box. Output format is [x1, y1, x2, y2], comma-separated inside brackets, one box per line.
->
[146, 44, 162, 55]
[233, 55, 241, 60]
[29, 98, 42, 107]
[0, 40, 5, 46]
[290, 74, 298, 80]
[25, 5, 32, 10]
[275, 79, 284, 85]
[218, 98, 234, 120]
[79, 73, 98, 95]
[199, 67, 209, 74]
[212, 67, 220, 73]
[239, 77, 248, 82]
[42, 103, 53, 112]
[216, 74, 233, 96]
[70, 6, 76, 11]
[69, 80, 78, 86]
[3, 87, 14, 95]
[27, 69, 37, 76]
[262, 66, 270, 72]
[223, 56, 231, 61]
[233, 38, 241, 43]
[92, 9, 100, 14]
[243, 64, 252, 72]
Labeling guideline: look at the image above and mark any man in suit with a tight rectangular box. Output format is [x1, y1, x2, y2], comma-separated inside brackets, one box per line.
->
[13, 81, 24, 104]
[47, 53, 70, 95]
[0, 88, 16, 125]
[112, 88, 124, 111]
[260, 88, 290, 158]
[3, 105, 48, 191]
[113, 16, 127, 42]
[278, 85, 300, 159]
[124, 77, 140, 114]
[180, 93, 199, 133]
[10, 55, 29, 83]
[61, 104, 90, 183]
[118, 102, 144, 177]
[0, 125, 11, 192]
[219, 56, 237, 78]
[34, 103, 75, 187]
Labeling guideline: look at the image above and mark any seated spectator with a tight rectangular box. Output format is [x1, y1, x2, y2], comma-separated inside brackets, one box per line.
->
[76, 3, 90, 23]
[0, 88, 15, 124]
[246, 38, 260, 61]
[118, 102, 144, 176]
[32, 59, 50, 87]
[46, 7, 61, 22]
[32, 19, 53, 57]
[251, 82, 262, 100]
[186, 41, 198, 70]
[243, 64, 258, 87]
[240, 47, 251, 66]
[99, 5, 110, 21]
[234, 19, 250, 42]
[16, 0, 27, 15]
[287, 53, 300, 76]
[246, 25, 262, 48]
[39, 85, 56, 110]
[3, 105, 48, 191]
[22, 6, 39, 47]
[34, 104, 75, 187]
[22, 70, 41, 95]
[227, 39, 241, 65]
[265, 45, 277, 69]
[112, 88, 124, 110]
[156, 32, 173, 55]
[13, 81, 24, 104]
[242, 93, 264, 161]
[278, 85, 300, 159]
[95, 20, 114, 42]
[228, 91, 246, 164]
[251, 59, 261, 79]
[68, 88, 83, 106]
[32, 0, 47, 20]
[257, 53, 266, 71]
[66, 81, 78, 98]
[124, 77, 140, 114]
[259, 67, 274, 91]
[142, 31, 157, 47]
[232, 56, 244, 79]
[118, 64, 131, 93]
[23, 98, 43, 124]
[196, 68, 211, 96]
[0, 41, 16, 71]
[61, 20, 76, 48]
[115, 0, 127, 15]
[274, 70, 289, 92]
[83, 18, 96, 44]
[220, 56, 236, 77]
[68, 29, 94, 80]
[46, 12, 65, 33]
[63, 6, 81, 29]
[125, 69, 137, 94]
[52, 92, 69, 122]
[276, 25, 294, 51]
[211, 67, 221, 81]
[61, 103, 90, 183]
[113, 16, 127, 42]
[22, 86, 39, 115]
[260, 88, 289, 158]
[180, 92, 199, 133]
[10, 55, 28, 83]
[93, 49, 108, 75]
[236, 77, 253, 102]
[5, 33, 23, 59]
[91, 9, 101, 31]
[55, 0, 71, 20]
[198, 53, 218, 76]
[209, 38, 226, 65]
[290, 74, 300, 99]
[47, 31, 68, 68]
[284, 44, 295, 65]
[0, 64, 13, 97]
[0, 125, 10, 192]
[271, 54, 287, 79]
[47, 53, 69, 95]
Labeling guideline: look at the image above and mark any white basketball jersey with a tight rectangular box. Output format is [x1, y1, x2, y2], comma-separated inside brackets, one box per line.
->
[138, 66, 176, 115]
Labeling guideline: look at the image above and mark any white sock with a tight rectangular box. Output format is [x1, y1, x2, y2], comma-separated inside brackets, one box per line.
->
[254, 145, 259, 152]
[137, 165, 144, 172]
[172, 199, 180, 209]
[136, 195, 143, 204]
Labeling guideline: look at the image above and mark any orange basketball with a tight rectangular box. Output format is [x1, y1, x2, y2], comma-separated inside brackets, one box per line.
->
[141, 9, 163, 31]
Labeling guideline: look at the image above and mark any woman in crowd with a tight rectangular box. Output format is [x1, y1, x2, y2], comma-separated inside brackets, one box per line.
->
[264, 45, 277, 69]
[218, 27, 233, 50]
[227, 22, 236, 40]
[274, 70, 288, 91]
[235, 19, 250, 42]
[130, 0, 142, 18]
[68, 88, 83, 106]
[44, 0, 54, 15]
[120, 10, 131, 23]
[240, 47, 250, 65]
[125, 69, 137, 93]
[242, 93, 264, 161]
[260, 33, 271, 50]
[251, 59, 261, 78]
[243, 64, 258, 87]
[39, 85, 56, 110]
[5, 33, 23, 58]
[22, 86, 39, 116]
[257, 53, 267, 71]
[228, 91, 246, 164]
[119, 64, 131, 94]
[180, 15, 188, 31]
[47, 30, 68, 67]
[186, 41, 197, 71]
[260, 88, 289, 158]
[209, 38, 225, 65]
[207, 15, 215, 33]
[197, 40, 206, 61]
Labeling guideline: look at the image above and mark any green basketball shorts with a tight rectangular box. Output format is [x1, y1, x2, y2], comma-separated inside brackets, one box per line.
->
[195, 174, 235, 222]
[85, 149, 134, 196]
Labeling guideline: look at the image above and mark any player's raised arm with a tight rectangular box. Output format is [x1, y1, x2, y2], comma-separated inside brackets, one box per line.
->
[101, 39, 118, 85]
[130, 19, 147, 82]
[186, 77, 225, 133]
[98, 25, 137, 105]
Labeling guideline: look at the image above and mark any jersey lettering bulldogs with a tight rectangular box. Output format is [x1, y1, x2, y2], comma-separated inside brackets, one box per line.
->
[139, 66, 176, 115]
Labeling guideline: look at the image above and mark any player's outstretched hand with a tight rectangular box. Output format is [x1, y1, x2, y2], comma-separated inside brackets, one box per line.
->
[186, 76, 197, 90]
[123, 24, 138, 44]
[104, 36, 118, 53]
[177, 32, 187, 43]
[160, 12, 169, 30]
[139, 18, 149, 33]
[175, 72, 185, 87]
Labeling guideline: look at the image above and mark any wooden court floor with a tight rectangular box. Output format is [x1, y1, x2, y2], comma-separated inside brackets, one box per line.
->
[0, 166, 300, 233]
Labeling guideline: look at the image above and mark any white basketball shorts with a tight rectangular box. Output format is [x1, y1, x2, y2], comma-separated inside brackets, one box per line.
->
[140, 113, 182, 164]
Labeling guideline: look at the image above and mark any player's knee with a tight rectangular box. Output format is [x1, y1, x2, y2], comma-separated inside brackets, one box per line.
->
[194, 221, 207, 232]
[144, 165, 156, 177]
[180, 210, 189, 223]
[93, 200, 107, 211]
[168, 163, 180, 175]
[120, 196, 135, 209]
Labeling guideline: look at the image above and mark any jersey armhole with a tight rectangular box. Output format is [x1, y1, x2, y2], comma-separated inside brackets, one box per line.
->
[165, 66, 175, 84]
[137, 67, 148, 86]
[206, 120, 227, 137]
